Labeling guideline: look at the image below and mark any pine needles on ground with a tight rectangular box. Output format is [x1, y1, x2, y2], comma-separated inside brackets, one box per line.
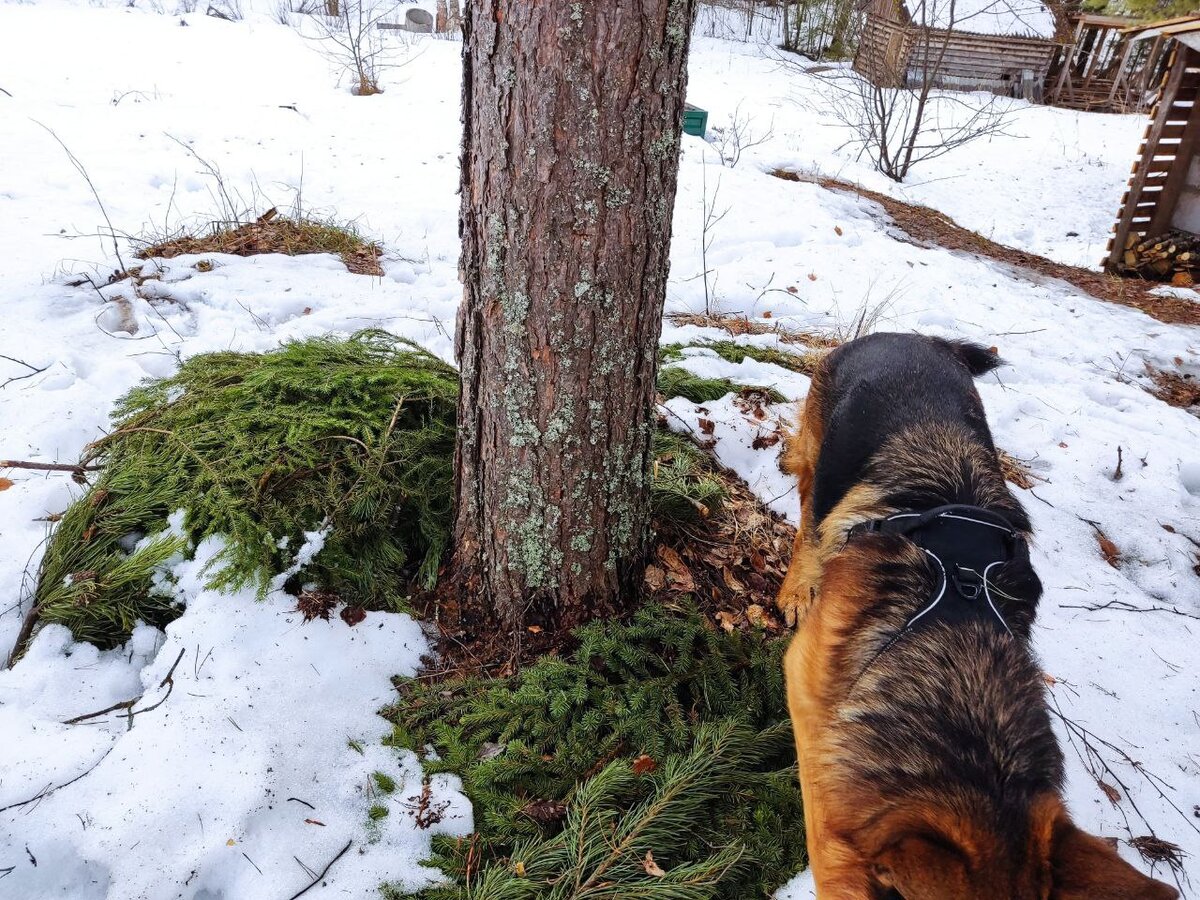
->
[383, 606, 804, 899]
[32, 330, 458, 648]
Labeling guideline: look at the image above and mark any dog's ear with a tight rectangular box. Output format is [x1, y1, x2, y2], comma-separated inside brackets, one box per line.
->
[939, 338, 1003, 377]
[872, 833, 971, 900]
[1051, 819, 1179, 899]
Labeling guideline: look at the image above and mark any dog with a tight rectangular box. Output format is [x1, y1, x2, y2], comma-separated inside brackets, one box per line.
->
[777, 332, 1178, 900]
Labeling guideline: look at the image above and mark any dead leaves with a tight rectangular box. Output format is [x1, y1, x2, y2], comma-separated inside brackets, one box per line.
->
[339, 604, 367, 627]
[631, 753, 658, 776]
[296, 590, 367, 626]
[656, 546, 695, 593]
[642, 850, 667, 877]
[1096, 531, 1121, 569]
[0, 477, 12, 492]
[644, 460, 793, 634]
[294, 589, 339, 622]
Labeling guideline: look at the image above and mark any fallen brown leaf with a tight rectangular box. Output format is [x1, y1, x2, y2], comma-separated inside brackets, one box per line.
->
[643, 850, 666, 877]
[0, 477, 13, 492]
[1096, 532, 1121, 568]
[643, 564, 666, 592]
[632, 753, 658, 775]
[1096, 780, 1121, 805]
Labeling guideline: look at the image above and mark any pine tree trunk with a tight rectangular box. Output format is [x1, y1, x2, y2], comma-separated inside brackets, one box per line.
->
[453, 0, 698, 650]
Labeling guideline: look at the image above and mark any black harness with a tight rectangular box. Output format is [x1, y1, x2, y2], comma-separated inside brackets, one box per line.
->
[847, 504, 1022, 637]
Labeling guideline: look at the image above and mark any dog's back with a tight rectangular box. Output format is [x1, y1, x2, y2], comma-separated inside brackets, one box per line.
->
[780, 333, 1178, 900]
[807, 332, 1009, 524]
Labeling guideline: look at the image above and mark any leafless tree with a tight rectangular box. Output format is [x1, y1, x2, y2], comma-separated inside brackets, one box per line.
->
[810, 0, 1016, 181]
[308, 0, 411, 95]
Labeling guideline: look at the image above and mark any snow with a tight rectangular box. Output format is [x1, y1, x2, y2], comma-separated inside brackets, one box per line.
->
[1, 3, 1198, 898]
[908, 0, 1058, 39]
[0, 532, 471, 899]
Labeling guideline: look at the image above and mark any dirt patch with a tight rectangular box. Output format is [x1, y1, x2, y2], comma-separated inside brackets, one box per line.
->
[138, 209, 385, 276]
[1146, 363, 1200, 411]
[770, 170, 1200, 328]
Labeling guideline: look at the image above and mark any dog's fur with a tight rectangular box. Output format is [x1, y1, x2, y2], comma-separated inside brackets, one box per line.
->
[778, 333, 1178, 900]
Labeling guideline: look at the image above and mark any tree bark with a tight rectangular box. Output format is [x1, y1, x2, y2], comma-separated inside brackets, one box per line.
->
[454, 0, 698, 650]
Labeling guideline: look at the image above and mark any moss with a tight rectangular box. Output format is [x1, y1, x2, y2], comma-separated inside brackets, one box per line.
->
[657, 365, 787, 405]
[659, 340, 817, 374]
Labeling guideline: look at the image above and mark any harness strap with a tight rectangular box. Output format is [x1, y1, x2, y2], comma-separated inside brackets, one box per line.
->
[847, 504, 1021, 636]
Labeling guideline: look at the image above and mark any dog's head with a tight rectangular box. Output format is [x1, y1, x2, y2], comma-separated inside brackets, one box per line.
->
[864, 798, 1179, 900]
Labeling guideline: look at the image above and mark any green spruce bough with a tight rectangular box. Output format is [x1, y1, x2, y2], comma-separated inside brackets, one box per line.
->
[29, 332, 777, 649]
[385, 606, 805, 899]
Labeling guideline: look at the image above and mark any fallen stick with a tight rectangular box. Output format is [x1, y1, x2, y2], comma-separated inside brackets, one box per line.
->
[287, 840, 353, 900]
[63, 647, 186, 729]
[0, 459, 100, 474]
[1058, 599, 1200, 621]
[5, 602, 41, 671]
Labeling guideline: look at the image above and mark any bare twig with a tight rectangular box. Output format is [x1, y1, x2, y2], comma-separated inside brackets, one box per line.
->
[62, 647, 186, 730]
[0, 745, 116, 814]
[286, 840, 352, 900]
[5, 603, 42, 671]
[1058, 599, 1200, 622]
[0, 459, 101, 474]
[35, 122, 128, 273]
[0, 355, 50, 389]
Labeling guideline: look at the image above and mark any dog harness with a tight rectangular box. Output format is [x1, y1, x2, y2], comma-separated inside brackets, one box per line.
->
[847, 504, 1021, 637]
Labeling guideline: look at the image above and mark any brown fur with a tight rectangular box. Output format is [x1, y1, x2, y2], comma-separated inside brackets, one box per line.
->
[778, 336, 1178, 900]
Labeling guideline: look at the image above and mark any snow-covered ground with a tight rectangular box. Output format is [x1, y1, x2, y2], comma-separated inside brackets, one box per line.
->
[1, 2, 1197, 897]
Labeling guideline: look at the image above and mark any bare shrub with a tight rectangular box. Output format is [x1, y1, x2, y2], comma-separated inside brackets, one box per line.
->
[802, 0, 1016, 182]
[307, 0, 416, 95]
[709, 102, 774, 168]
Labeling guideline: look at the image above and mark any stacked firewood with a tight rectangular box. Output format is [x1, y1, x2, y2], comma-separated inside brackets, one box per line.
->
[1120, 230, 1200, 281]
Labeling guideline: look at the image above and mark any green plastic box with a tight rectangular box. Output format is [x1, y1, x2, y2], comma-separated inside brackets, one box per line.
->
[682, 103, 708, 137]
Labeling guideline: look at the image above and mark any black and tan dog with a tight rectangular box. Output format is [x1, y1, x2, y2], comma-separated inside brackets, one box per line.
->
[778, 332, 1178, 899]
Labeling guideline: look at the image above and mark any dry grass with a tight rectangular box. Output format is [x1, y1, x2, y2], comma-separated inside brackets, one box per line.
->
[999, 449, 1044, 490]
[666, 311, 841, 350]
[137, 208, 384, 276]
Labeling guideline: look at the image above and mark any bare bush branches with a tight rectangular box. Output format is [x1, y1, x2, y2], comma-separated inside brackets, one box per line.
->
[795, 0, 1016, 181]
[307, 0, 415, 95]
[710, 102, 774, 168]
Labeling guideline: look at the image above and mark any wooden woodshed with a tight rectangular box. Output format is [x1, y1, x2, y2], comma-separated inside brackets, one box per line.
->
[1045, 14, 1156, 113]
[1105, 17, 1200, 277]
[853, 0, 1061, 100]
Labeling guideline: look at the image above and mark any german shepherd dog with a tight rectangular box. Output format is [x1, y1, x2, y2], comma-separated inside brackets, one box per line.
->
[777, 333, 1178, 899]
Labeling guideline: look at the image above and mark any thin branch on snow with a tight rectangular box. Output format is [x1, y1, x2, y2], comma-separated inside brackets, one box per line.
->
[287, 840, 353, 900]
[0, 459, 101, 474]
[62, 648, 187, 731]
[1058, 599, 1200, 622]
[0, 355, 50, 389]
